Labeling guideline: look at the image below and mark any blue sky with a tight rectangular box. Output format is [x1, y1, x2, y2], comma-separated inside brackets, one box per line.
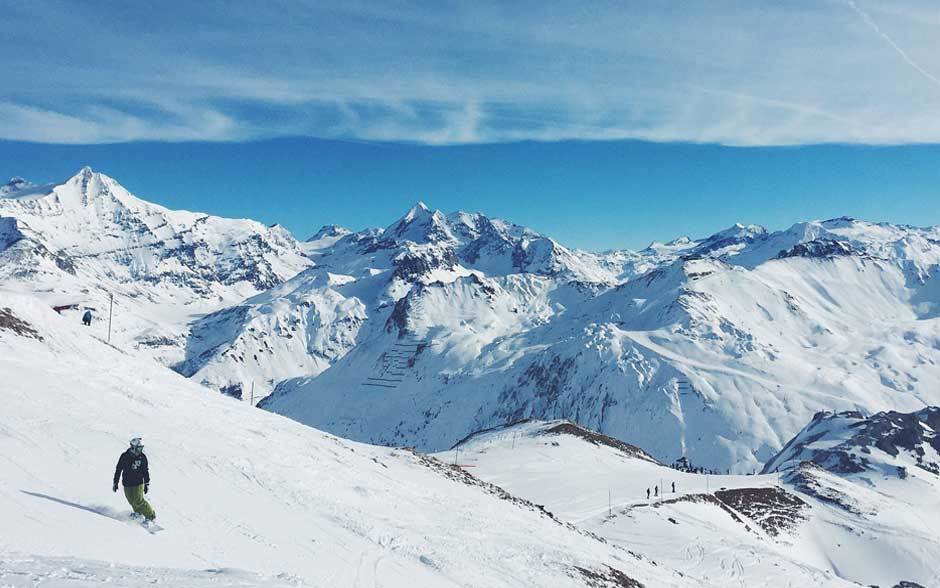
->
[5, 1, 940, 144]
[3, 139, 939, 251]
[3, 1, 940, 249]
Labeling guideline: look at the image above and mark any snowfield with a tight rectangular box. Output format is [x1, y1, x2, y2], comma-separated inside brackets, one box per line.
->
[0, 292, 697, 587]
[441, 419, 940, 588]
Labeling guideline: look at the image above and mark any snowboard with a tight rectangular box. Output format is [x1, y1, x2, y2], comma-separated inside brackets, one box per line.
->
[127, 513, 163, 533]
[140, 521, 164, 534]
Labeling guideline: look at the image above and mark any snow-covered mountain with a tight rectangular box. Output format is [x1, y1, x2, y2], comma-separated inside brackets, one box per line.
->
[252, 208, 940, 473]
[760, 408, 940, 586]
[763, 407, 940, 477]
[303, 223, 351, 252]
[4, 166, 940, 586]
[0, 167, 311, 362]
[444, 417, 939, 588]
[5, 285, 937, 587]
[0, 290, 700, 588]
[4, 169, 940, 477]
[178, 201, 627, 396]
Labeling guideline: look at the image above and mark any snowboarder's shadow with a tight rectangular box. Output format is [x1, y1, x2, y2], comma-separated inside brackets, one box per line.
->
[20, 490, 126, 521]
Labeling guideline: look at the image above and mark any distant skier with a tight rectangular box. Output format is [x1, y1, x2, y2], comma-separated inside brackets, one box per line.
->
[82, 310, 92, 326]
[672, 481, 676, 493]
[654, 485, 659, 498]
[113, 437, 155, 522]
[646, 488, 650, 500]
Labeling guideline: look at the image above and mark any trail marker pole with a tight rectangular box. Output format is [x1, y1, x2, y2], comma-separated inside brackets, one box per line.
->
[107, 293, 114, 344]
[250, 382, 254, 406]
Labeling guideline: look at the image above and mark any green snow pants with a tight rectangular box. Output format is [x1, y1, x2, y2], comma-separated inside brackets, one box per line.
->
[123, 484, 155, 521]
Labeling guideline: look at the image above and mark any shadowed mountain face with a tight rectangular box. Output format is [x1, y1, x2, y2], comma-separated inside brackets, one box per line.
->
[763, 407, 940, 477]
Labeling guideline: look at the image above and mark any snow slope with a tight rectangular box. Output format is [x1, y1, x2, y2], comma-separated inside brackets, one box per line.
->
[443, 419, 938, 588]
[0, 291, 697, 588]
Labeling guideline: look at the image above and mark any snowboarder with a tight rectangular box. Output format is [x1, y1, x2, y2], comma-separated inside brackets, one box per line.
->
[672, 481, 676, 493]
[646, 488, 650, 500]
[113, 437, 155, 522]
[654, 485, 659, 497]
[82, 310, 92, 326]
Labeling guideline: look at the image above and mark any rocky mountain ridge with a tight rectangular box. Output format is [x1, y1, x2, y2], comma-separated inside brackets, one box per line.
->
[763, 407, 940, 478]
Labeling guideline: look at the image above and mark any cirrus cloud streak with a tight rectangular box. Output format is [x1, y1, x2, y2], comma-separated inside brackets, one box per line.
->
[3, 0, 940, 145]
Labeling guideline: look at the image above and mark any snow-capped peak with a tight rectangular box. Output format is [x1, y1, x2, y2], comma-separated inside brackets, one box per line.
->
[307, 224, 350, 242]
[1, 176, 31, 195]
[702, 222, 768, 244]
[13, 166, 154, 212]
[0, 176, 53, 200]
[408, 200, 430, 215]
[302, 224, 353, 254]
[0, 166, 312, 328]
[383, 201, 455, 244]
[392, 201, 436, 229]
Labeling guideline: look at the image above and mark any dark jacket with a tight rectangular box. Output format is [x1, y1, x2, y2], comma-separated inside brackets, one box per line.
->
[113, 449, 150, 487]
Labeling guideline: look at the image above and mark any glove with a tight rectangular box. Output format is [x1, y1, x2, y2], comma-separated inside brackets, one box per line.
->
[144, 483, 149, 494]
[112, 483, 118, 493]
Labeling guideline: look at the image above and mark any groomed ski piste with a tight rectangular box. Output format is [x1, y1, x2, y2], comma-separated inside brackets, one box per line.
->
[0, 291, 698, 587]
[440, 420, 939, 588]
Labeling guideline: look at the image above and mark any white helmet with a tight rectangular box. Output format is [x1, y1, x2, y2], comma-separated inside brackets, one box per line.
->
[129, 437, 143, 449]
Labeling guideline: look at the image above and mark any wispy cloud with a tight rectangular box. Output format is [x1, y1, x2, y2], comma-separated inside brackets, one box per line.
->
[3, 0, 940, 145]
[844, 0, 940, 90]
